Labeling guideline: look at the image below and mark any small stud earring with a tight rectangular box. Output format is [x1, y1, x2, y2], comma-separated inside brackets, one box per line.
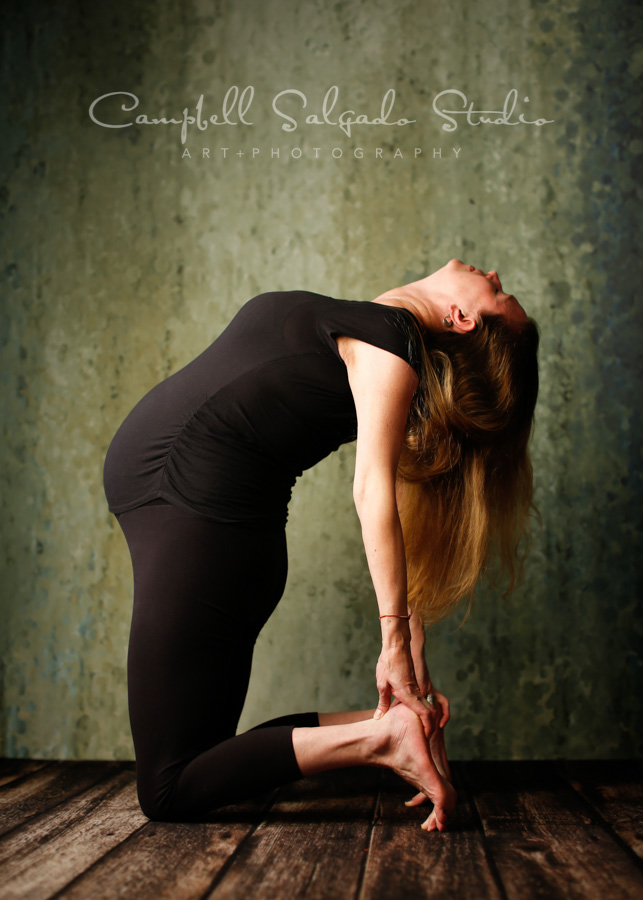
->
[443, 316, 454, 328]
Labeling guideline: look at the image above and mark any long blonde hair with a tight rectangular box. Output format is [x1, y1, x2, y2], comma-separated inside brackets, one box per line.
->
[397, 313, 540, 625]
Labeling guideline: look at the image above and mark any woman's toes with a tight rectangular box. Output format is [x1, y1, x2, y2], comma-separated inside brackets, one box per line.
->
[385, 703, 456, 830]
[422, 810, 437, 831]
[404, 792, 428, 807]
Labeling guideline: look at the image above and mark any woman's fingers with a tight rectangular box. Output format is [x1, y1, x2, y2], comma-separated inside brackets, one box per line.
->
[428, 689, 450, 728]
[404, 729, 450, 805]
[436, 692, 450, 728]
[430, 743, 449, 781]
[429, 725, 452, 783]
[373, 681, 392, 720]
[437, 744, 452, 783]
[439, 742, 452, 783]
[401, 693, 435, 739]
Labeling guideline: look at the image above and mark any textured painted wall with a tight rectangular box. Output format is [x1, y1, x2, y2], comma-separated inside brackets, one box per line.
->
[1, 0, 641, 761]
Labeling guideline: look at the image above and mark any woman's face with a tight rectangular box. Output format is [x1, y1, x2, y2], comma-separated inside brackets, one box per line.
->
[436, 258, 527, 324]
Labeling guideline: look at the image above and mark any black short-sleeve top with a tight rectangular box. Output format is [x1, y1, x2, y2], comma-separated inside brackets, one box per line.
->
[103, 291, 424, 527]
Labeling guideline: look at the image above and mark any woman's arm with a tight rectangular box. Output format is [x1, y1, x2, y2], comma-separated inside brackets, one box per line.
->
[339, 336, 437, 738]
[409, 610, 430, 695]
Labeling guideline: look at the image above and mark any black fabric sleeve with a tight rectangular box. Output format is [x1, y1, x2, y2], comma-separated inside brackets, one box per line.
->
[316, 299, 424, 377]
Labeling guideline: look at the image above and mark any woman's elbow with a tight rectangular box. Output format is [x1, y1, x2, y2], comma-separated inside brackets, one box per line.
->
[353, 478, 367, 516]
[352, 474, 396, 521]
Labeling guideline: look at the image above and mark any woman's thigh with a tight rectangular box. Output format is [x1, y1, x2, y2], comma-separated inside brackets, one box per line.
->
[116, 503, 288, 795]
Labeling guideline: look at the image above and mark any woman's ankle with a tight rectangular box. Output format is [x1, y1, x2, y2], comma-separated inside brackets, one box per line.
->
[292, 717, 386, 776]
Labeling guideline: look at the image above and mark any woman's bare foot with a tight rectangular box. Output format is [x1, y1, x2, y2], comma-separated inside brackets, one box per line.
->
[372, 702, 457, 832]
[292, 703, 456, 831]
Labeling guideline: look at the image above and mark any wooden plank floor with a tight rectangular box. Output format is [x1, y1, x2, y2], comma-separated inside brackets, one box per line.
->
[0, 759, 642, 899]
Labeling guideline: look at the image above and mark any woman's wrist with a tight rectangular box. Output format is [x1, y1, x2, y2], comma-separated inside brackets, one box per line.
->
[380, 615, 411, 650]
[408, 609, 426, 644]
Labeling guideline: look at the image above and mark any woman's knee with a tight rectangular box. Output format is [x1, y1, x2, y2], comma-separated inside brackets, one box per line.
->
[135, 763, 179, 821]
[134, 738, 236, 821]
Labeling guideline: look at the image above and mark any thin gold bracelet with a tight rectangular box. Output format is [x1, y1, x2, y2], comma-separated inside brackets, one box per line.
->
[379, 613, 411, 619]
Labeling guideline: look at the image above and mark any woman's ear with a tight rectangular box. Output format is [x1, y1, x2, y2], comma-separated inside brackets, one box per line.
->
[450, 304, 477, 333]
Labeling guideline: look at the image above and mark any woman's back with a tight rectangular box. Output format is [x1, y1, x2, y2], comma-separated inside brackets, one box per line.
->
[103, 290, 422, 525]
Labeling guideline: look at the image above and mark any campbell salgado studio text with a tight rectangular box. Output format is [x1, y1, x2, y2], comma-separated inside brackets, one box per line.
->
[89, 87, 555, 145]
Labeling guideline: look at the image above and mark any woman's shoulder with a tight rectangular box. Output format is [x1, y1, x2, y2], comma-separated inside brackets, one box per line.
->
[313, 296, 424, 377]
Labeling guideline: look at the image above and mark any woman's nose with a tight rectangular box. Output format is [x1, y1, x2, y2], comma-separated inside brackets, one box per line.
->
[487, 270, 502, 289]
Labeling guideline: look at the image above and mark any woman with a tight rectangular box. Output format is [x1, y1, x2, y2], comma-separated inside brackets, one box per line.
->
[103, 258, 539, 833]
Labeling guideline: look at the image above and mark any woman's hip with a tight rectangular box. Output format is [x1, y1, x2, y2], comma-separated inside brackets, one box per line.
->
[116, 500, 288, 632]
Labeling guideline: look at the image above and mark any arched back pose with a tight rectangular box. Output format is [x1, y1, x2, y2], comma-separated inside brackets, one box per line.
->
[103, 258, 539, 833]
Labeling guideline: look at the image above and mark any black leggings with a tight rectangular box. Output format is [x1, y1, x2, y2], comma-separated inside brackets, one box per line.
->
[116, 500, 319, 821]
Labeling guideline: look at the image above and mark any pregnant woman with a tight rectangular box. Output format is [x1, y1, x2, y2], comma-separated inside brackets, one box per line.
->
[103, 258, 539, 832]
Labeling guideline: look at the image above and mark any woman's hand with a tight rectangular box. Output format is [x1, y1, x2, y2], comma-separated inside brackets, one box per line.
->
[374, 640, 439, 740]
[425, 685, 451, 731]
[427, 698, 452, 782]
[403, 685, 453, 812]
[380, 646, 453, 787]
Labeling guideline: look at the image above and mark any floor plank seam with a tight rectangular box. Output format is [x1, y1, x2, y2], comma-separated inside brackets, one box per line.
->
[12, 771, 135, 864]
[461, 767, 510, 900]
[3, 761, 642, 900]
[561, 777, 643, 873]
[0, 765, 133, 842]
[0, 760, 55, 790]
[45, 821, 151, 900]
[201, 787, 282, 898]
[354, 769, 383, 900]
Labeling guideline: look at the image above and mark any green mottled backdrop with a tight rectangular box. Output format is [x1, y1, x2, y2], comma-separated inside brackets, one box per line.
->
[1, 0, 641, 760]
